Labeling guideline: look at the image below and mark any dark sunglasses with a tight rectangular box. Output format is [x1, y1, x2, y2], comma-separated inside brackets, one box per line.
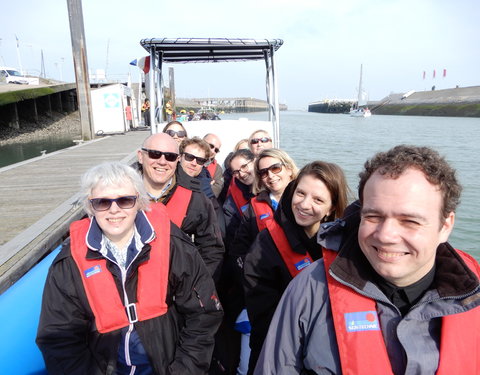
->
[250, 137, 272, 145]
[90, 195, 138, 211]
[165, 129, 187, 138]
[258, 163, 283, 179]
[208, 143, 220, 154]
[141, 148, 179, 162]
[183, 152, 208, 165]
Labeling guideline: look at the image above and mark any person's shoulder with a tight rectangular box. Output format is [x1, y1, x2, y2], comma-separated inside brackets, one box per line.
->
[288, 258, 328, 292]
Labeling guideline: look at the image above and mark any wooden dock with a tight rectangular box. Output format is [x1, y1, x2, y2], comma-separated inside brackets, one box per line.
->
[0, 129, 150, 293]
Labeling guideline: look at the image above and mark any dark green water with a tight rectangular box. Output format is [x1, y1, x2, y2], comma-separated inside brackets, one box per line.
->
[0, 136, 76, 168]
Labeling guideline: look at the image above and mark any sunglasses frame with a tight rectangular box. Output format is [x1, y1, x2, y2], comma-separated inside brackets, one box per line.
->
[258, 162, 284, 179]
[250, 137, 272, 145]
[165, 129, 187, 138]
[89, 195, 138, 211]
[208, 142, 220, 154]
[141, 148, 179, 162]
[182, 152, 208, 165]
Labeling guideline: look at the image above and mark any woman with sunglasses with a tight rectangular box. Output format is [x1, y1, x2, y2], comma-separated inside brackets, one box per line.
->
[37, 161, 223, 374]
[248, 129, 273, 157]
[163, 120, 188, 145]
[226, 148, 298, 375]
[243, 161, 350, 373]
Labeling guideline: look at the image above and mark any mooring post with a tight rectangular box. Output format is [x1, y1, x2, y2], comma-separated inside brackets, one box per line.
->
[66, 0, 94, 140]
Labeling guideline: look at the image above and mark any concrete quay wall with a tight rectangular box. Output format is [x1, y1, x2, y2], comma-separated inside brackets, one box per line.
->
[373, 85, 480, 117]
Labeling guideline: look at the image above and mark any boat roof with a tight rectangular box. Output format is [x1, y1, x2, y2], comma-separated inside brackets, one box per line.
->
[139, 38, 283, 63]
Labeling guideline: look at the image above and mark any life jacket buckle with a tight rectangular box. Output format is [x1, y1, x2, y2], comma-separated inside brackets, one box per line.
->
[126, 303, 138, 324]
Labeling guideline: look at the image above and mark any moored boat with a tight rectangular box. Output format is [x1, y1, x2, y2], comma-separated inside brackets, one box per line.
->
[350, 64, 371, 117]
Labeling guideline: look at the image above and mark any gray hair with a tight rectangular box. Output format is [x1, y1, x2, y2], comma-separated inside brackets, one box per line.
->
[80, 161, 150, 216]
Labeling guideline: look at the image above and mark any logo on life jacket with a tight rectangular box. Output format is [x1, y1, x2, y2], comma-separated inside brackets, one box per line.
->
[259, 213, 270, 220]
[345, 311, 380, 332]
[294, 258, 311, 271]
[85, 265, 102, 278]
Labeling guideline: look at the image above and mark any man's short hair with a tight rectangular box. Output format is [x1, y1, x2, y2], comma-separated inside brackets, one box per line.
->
[358, 145, 462, 219]
[179, 137, 211, 159]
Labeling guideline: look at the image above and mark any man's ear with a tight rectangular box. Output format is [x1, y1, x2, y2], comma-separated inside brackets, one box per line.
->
[439, 211, 455, 243]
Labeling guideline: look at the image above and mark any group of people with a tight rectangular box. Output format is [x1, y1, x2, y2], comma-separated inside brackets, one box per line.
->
[36, 119, 480, 375]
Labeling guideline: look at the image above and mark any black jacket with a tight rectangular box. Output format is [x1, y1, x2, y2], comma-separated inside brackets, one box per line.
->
[222, 178, 254, 250]
[134, 162, 225, 282]
[36, 222, 223, 375]
[243, 182, 322, 374]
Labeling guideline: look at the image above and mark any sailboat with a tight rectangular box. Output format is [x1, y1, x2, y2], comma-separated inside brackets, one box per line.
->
[350, 64, 371, 117]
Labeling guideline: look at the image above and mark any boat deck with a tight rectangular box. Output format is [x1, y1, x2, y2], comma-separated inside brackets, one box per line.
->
[0, 129, 150, 292]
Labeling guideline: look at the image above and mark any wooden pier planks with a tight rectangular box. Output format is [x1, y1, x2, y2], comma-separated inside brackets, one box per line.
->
[0, 129, 150, 292]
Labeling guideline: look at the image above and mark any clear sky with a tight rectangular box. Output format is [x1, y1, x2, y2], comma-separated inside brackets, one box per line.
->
[1, 0, 479, 109]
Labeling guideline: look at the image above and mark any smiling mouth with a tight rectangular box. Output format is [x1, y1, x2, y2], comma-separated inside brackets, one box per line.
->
[107, 218, 123, 223]
[375, 248, 408, 259]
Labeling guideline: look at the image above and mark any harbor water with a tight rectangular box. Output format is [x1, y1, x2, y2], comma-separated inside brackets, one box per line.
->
[1, 111, 478, 259]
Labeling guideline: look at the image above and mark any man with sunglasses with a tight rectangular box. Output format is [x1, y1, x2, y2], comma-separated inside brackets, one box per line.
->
[179, 137, 225, 237]
[136, 133, 225, 282]
[203, 133, 224, 198]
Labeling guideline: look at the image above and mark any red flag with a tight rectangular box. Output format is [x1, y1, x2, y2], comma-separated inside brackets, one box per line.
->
[423, 71, 426, 80]
[433, 69, 436, 79]
[443, 69, 446, 78]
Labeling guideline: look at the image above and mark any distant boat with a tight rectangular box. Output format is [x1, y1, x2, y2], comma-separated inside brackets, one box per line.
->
[350, 64, 371, 117]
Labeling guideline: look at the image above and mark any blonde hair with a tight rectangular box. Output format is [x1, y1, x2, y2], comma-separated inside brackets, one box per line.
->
[253, 148, 298, 194]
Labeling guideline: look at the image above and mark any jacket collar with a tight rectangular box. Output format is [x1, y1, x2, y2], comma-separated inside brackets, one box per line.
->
[85, 211, 155, 252]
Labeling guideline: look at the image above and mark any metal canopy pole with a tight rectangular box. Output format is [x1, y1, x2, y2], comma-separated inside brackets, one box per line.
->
[156, 54, 164, 125]
[270, 46, 280, 148]
[148, 48, 156, 133]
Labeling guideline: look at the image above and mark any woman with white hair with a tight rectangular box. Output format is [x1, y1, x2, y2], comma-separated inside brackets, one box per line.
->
[37, 161, 222, 374]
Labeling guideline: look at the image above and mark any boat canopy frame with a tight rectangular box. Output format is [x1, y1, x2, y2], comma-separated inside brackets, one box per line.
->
[139, 38, 283, 147]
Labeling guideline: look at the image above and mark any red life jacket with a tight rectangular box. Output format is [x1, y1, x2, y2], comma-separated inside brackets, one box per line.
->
[266, 218, 313, 277]
[69, 204, 170, 333]
[164, 185, 192, 227]
[227, 177, 250, 216]
[206, 159, 217, 178]
[250, 197, 274, 232]
[323, 248, 480, 375]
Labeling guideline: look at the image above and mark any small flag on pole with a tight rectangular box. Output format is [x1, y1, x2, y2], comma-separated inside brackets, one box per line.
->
[443, 69, 447, 78]
[433, 69, 436, 79]
[423, 71, 426, 80]
[129, 56, 150, 74]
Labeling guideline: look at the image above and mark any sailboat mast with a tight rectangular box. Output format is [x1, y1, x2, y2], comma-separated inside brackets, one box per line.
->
[358, 64, 363, 104]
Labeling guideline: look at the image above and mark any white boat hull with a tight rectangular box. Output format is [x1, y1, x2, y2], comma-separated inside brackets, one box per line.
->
[350, 108, 371, 117]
